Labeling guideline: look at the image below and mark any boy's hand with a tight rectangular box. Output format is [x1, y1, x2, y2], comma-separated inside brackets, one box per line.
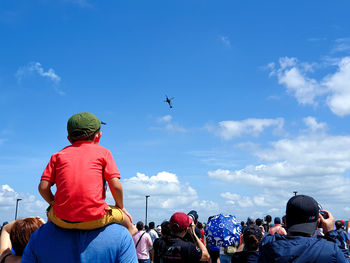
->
[122, 208, 133, 223]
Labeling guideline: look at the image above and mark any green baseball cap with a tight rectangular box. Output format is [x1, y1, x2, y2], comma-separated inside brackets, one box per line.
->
[67, 112, 105, 139]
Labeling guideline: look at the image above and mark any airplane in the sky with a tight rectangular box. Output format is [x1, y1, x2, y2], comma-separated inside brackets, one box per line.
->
[164, 95, 174, 108]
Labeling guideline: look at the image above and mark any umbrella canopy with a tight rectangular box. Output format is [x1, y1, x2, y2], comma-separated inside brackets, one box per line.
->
[205, 214, 241, 247]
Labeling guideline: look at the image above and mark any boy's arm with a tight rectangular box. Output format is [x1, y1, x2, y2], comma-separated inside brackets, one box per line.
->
[108, 177, 133, 222]
[38, 180, 55, 205]
[108, 177, 124, 208]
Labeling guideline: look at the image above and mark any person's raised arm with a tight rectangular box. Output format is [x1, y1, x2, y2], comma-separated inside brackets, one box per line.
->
[38, 180, 54, 206]
[188, 223, 210, 261]
[0, 220, 16, 260]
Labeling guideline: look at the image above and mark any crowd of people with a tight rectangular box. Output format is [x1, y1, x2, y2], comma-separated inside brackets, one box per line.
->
[1, 194, 350, 262]
[1, 112, 350, 262]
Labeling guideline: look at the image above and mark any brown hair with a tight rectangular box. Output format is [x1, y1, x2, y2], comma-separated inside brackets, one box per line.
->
[10, 218, 44, 256]
[69, 128, 100, 143]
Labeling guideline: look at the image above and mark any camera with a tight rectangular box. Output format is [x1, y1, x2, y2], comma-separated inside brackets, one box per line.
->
[320, 211, 328, 219]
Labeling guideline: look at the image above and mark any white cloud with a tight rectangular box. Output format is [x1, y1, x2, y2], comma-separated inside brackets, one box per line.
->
[220, 36, 231, 48]
[158, 115, 172, 123]
[269, 56, 350, 116]
[323, 57, 350, 116]
[0, 185, 46, 223]
[302, 116, 327, 132]
[16, 62, 65, 95]
[331, 38, 350, 54]
[118, 171, 219, 223]
[209, 131, 350, 215]
[269, 57, 325, 105]
[153, 115, 186, 133]
[210, 118, 284, 139]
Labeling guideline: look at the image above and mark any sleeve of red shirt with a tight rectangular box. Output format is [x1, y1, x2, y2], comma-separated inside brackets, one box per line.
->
[41, 154, 57, 184]
[104, 150, 121, 181]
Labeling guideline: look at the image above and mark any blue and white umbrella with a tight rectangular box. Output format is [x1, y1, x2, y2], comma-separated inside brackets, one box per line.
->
[205, 214, 241, 247]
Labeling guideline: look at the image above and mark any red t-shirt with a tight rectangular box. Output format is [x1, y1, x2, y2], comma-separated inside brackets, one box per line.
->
[41, 141, 120, 221]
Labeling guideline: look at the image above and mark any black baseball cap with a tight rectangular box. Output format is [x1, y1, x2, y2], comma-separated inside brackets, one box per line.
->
[286, 195, 319, 235]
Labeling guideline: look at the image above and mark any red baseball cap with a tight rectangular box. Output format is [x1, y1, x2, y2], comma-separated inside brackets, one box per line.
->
[169, 212, 193, 232]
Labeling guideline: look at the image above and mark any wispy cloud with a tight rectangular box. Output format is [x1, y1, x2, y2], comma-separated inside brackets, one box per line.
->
[331, 38, 350, 54]
[153, 115, 186, 133]
[16, 62, 65, 95]
[220, 36, 231, 48]
[208, 118, 284, 140]
[302, 116, 327, 133]
[158, 115, 172, 123]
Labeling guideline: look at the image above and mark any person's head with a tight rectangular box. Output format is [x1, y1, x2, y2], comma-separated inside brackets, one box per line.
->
[286, 195, 319, 236]
[136, 221, 144, 231]
[187, 210, 199, 224]
[197, 221, 203, 229]
[161, 220, 171, 237]
[255, 218, 263, 226]
[170, 212, 192, 236]
[335, 220, 344, 230]
[241, 221, 246, 227]
[264, 215, 272, 224]
[243, 225, 263, 251]
[274, 217, 281, 225]
[149, 221, 155, 229]
[10, 217, 44, 256]
[247, 217, 255, 225]
[67, 112, 104, 143]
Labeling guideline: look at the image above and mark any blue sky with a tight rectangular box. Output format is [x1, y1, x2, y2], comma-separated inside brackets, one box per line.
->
[1, 0, 350, 225]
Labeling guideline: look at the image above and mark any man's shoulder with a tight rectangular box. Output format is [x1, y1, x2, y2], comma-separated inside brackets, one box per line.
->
[35, 222, 129, 238]
[23, 223, 137, 263]
[261, 234, 346, 254]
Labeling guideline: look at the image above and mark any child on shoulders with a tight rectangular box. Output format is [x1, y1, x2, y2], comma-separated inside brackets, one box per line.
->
[39, 112, 137, 235]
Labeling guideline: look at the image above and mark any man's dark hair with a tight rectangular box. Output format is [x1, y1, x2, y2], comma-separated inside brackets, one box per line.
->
[264, 215, 272, 223]
[335, 221, 343, 230]
[149, 222, 155, 229]
[136, 221, 144, 231]
[243, 225, 263, 251]
[161, 221, 171, 237]
[255, 218, 263, 226]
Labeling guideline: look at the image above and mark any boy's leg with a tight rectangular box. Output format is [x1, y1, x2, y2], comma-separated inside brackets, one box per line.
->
[114, 207, 137, 236]
[48, 205, 136, 233]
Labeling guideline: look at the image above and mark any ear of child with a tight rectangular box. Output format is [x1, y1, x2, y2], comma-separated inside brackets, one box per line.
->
[93, 131, 102, 144]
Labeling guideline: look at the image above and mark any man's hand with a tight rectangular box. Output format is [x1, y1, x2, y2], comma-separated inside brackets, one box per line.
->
[187, 223, 196, 236]
[319, 210, 334, 234]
